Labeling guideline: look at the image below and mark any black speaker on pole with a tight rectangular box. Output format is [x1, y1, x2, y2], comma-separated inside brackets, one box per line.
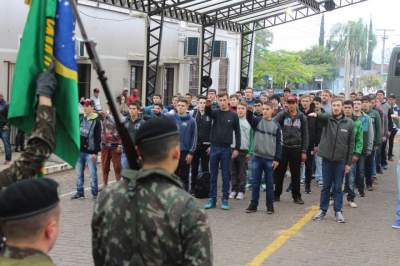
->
[240, 76, 248, 91]
[324, 0, 335, 11]
[201, 76, 213, 88]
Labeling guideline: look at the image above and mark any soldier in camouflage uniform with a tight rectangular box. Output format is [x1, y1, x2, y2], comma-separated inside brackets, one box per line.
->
[0, 178, 60, 266]
[92, 117, 213, 266]
[0, 68, 56, 189]
[0, 68, 58, 266]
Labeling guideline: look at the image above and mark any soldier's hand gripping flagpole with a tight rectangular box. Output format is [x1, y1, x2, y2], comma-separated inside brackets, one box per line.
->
[70, 0, 140, 170]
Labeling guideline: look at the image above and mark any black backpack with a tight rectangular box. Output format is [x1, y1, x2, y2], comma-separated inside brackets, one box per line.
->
[194, 172, 210, 199]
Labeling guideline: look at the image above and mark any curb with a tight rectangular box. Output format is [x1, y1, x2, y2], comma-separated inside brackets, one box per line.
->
[43, 163, 73, 175]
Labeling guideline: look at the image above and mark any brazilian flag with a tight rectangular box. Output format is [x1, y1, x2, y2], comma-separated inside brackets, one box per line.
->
[9, 0, 80, 166]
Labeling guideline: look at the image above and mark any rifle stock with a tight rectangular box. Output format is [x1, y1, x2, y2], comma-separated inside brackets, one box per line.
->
[71, 0, 140, 170]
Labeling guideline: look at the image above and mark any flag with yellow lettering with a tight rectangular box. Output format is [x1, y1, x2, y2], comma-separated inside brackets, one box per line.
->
[9, 0, 80, 166]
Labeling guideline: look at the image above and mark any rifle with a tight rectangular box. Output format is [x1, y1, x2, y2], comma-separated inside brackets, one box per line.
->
[70, 0, 140, 170]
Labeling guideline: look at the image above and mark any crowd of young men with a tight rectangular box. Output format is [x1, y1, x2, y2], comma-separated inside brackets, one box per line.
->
[70, 87, 399, 223]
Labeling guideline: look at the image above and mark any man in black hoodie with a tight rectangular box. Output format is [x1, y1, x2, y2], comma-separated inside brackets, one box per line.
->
[300, 95, 318, 193]
[204, 93, 241, 210]
[191, 96, 211, 195]
[274, 95, 308, 204]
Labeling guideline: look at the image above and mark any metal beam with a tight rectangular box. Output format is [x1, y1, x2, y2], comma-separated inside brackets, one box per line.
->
[144, 0, 166, 104]
[240, 23, 256, 90]
[243, 0, 368, 34]
[199, 20, 217, 95]
[218, 0, 298, 22]
[87, 0, 242, 32]
[297, 0, 320, 12]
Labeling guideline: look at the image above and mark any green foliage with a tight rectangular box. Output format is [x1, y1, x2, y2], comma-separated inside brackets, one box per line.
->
[254, 50, 313, 87]
[253, 46, 338, 87]
[360, 74, 382, 88]
[299, 45, 338, 81]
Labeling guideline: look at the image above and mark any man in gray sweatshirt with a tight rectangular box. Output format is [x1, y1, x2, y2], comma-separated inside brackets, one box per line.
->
[246, 102, 282, 214]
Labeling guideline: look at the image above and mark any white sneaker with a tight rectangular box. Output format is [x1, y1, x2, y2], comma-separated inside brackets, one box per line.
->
[229, 191, 237, 199]
[348, 201, 358, 208]
[335, 211, 346, 223]
[236, 192, 244, 200]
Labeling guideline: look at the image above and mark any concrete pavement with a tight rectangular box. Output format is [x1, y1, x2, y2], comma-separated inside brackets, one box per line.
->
[44, 151, 400, 266]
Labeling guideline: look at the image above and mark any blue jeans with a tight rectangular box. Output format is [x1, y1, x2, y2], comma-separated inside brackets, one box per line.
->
[320, 159, 345, 212]
[209, 146, 231, 200]
[251, 156, 274, 209]
[314, 155, 322, 182]
[345, 164, 357, 201]
[75, 152, 98, 196]
[395, 161, 400, 225]
[0, 129, 11, 161]
[121, 152, 129, 170]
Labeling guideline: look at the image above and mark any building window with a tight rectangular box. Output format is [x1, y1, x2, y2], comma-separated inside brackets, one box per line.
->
[189, 58, 199, 95]
[185, 37, 199, 56]
[395, 53, 400, 76]
[213, 40, 227, 58]
[218, 58, 229, 92]
[130, 65, 143, 90]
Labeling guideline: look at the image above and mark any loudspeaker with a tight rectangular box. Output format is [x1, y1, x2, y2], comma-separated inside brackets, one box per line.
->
[240, 76, 248, 91]
[201, 76, 213, 88]
[324, 0, 335, 11]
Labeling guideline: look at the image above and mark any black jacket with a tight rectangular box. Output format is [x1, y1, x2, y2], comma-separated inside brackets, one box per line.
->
[0, 100, 9, 129]
[206, 106, 241, 149]
[300, 106, 318, 150]
[274, 111, 309, 152]
[192, 109, 211, 145]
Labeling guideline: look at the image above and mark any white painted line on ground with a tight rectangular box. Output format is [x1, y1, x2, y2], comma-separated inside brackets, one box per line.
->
[60, 180, 116, 198]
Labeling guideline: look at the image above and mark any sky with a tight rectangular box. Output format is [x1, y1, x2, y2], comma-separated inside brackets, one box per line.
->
[268, 0, 400, 63]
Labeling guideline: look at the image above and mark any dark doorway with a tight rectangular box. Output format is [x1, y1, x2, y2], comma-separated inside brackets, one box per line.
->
[78, 63, 91, 99]
[130, 65, 143, 97]
[165, 67, 174, 106]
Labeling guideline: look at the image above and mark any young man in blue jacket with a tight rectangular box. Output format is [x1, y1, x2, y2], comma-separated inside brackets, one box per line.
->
[170, 98, 197, 191]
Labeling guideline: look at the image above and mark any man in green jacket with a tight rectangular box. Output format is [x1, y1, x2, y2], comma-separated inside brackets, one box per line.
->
[343, 100, 363, 208]
[362, 96, 381, 191]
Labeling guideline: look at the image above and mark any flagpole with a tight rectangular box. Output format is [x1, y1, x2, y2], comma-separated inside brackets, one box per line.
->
[70, 0, 140, 170]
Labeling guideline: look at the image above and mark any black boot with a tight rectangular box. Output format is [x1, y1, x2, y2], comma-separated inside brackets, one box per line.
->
[305, 183, 311, 194]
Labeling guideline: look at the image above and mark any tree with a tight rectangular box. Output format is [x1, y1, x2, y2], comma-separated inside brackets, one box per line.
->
[254, 50, 313, 88]
[360, 74, 382, 89]
[365, 18, 377, 70]
[319, 15, 325, 47]
[255, 29, 273, 54]
[299, 45, 338, 82]
[328, 19, 369, 89]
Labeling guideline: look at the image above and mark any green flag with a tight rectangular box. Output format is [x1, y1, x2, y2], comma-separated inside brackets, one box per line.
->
[9, 0, 80, 166]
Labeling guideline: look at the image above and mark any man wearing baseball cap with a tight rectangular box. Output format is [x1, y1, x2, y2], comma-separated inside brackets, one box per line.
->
[71, 98, 102, 200]
[273, 95, 309, 204]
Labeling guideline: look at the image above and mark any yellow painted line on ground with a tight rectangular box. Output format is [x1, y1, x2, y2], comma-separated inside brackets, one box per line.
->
[247, 205, 320, 266]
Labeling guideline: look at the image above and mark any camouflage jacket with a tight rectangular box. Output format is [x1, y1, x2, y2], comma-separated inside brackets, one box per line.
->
[92, 168, 213, 266]
[0, 105, 55, 189]
[0, 245, 54, 266]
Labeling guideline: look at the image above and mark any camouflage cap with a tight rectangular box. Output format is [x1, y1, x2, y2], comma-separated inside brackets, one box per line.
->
[135, 117, 179, 144]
